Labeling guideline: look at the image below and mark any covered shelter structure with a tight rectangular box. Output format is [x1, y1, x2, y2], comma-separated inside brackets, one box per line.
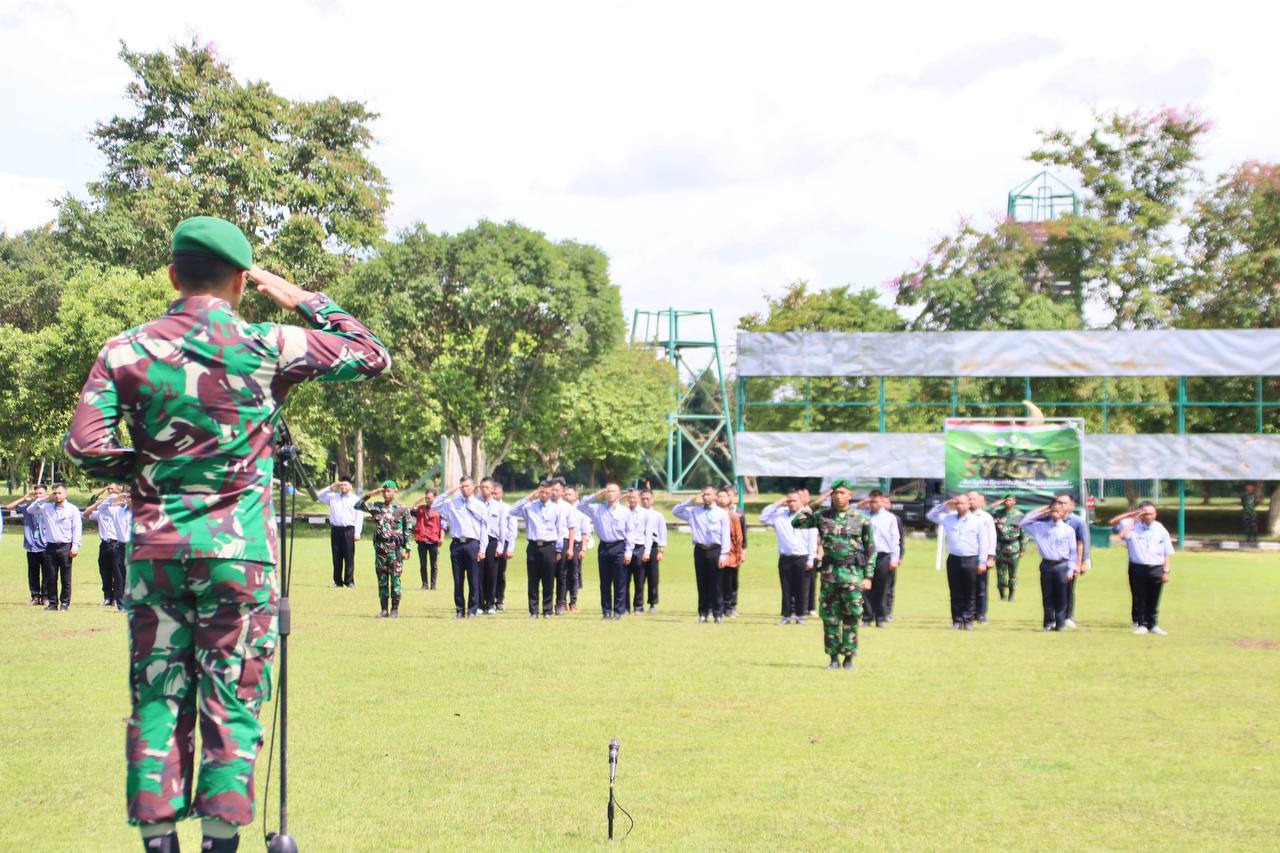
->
[733, 329, 1280, 544]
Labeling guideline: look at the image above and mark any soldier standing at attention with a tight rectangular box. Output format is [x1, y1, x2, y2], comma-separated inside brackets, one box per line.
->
[85, 484, 132, 610]
[433, 478, 488, 618]
[1018, 501, 1081, 631]
[356, 481, 412, 618]
[317, 479, 363, 588]
[1241, 483, 1262, 544]
[791, 480, 873, 669]
[991, 494, 1026, 602]
[411, 490, 443, 590]
[579, 483, 633, 619]
[673, 486, 731, 623]
[63, 216, 389, 852]
[30, 482, 83, 611]
[4, 485, 48, 605]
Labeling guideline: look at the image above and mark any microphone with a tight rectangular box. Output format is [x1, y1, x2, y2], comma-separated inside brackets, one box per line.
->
[609, 737, 620, 783]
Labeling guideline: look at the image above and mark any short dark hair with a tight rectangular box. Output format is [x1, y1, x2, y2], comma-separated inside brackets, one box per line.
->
[1138, 500, 1156, 510]
[869, 489, 883, 498]
[424, 490, 437, 498]
[51, 482, 67, 490]
[459, 476, 473, 485]
[172, 253, 240, 292]
[538, 479, 552, 489]
[640, 489, 653, 496]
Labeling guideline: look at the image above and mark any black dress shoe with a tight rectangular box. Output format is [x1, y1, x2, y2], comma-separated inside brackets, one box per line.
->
[142, 832, 179, 851]
[827, 659, 840, 670]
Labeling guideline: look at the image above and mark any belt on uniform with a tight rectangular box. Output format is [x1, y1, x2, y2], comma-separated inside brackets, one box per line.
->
[600, 539, 624, 546]
[529, 539, 555, 547]
[453, 537, 477, 544]
[695, 543, 719, 551]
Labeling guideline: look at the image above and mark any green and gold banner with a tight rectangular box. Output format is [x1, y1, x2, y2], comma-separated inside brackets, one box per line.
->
[943, 419, 1083, 506]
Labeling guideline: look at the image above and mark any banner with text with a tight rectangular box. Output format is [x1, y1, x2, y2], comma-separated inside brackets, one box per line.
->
[943, 419, 1083, 506]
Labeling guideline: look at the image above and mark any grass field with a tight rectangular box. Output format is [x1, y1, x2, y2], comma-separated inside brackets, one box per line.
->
[1, 529, 1278, 852]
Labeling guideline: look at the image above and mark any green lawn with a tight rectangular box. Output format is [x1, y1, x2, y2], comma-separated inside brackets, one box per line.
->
[1, 530, 1277, 851]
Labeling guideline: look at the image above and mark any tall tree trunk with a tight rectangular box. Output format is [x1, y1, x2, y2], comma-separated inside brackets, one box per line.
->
[1200, 480, 1212, 506]
[355, 426, 365, 491]
[469, 433, 484, 481]
[743, 475, 760, 497]
[1268, 483, 1280, 538]
[1124, 479, 1137, 510]
[336, 431, 351, 480]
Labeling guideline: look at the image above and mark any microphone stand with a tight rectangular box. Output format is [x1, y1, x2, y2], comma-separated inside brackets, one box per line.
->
[267, 417, 313, 853]
[608, 738, 619, 842]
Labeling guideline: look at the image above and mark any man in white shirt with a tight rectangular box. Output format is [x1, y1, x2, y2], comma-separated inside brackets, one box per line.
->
[968, 491, 998, 624]
[31, 483, 83, 611]
[548, 479, 579, 615]
[492, 483, 517, 611]
[860, 490, 901, 628]
[638, 489, 666, 612]
[927, 494, 987, 630]
[1111, 502, 1175, 635]
[317, 480, 363, 588]
[760, 491, 818, 624]
[673, 486, 731, 623]
[84, 485, 133, 610]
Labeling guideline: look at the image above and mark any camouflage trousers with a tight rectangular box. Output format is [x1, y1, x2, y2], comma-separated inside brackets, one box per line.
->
[375, 549, 404, 599]
[819, 582, 862, 658]
[125, 558, 278, 827]
[996, 553, 1021, 595]
[1243, 513, 1259, 542]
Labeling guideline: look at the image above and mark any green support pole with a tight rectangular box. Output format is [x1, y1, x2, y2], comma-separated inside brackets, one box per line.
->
[805, 378, 812, 432]
[878, 377, 887, 432]
[1177, 378, 1187, 546]
[950, 378, 959, 417]
[1258, 376, 1265, 434]
[1101, 377, 1109, 433]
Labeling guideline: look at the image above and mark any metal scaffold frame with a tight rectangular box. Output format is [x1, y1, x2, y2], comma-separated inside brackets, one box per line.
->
[631, 308, 737, 494]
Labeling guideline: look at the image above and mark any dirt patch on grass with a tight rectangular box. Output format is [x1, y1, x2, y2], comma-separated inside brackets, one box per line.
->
[1233, 638, 1280, 650]
[38, 626, 111, 640]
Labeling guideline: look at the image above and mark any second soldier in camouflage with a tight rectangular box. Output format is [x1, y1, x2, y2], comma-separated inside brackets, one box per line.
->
[991, 494, 1026, 601]
[356, 480, 412, 618]
[792, 479, 873, 669]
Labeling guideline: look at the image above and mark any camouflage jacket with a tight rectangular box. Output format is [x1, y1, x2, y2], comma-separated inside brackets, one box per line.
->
[791, 507, 873, 585]
[63, 293, 389, 564]
[355, 498, 411, 552]
[1242, 493, 1259, 517]
[990, 506, 1027, 556]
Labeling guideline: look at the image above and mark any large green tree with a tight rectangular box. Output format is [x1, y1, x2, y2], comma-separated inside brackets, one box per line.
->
[55, 39, 389, 286]
[339, 220, 625, 478]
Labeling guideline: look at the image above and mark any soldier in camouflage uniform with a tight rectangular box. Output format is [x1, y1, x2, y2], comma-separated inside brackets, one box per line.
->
[64, 217, 389, 852]
[791, 479, 873, 670]
[1242, 483, 1261, 544]
[991, 494, 1027, 601]
[356, 480, 412, 617]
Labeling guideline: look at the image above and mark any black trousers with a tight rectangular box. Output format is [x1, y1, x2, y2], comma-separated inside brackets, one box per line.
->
[449, 538, 481, 615]
[27, 550, 46, 598]
[43, 543, 74, 606]
[416, 541, 439, 587]
[1040, 559, 1072, 629]
[526, 541, 556, 615]
[1129, 562, 1166, 629]
[555, 539, 574, 608]
[480, 538, 499, 611]
[807, 567, 818, 614]
[598, 539, 628, 616]
[778, 554, 807, 617]
[641, 552, 660, 607]
[946, 554, 979, 626]
[721, 566, 740, 613]
[97, 540, 126, 604]
[330, 525, 355, 586]
[865, 552, 892, 624]
[1066, 574, 1077, 620]
[975, 562, 990, 619]
[693, 545, 723, 617]
[628, 543, 647, 610]
[886, 564, 897, 616]
[496, 553, 508, 605]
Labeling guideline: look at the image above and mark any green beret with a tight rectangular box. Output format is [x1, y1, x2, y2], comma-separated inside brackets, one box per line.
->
[381, 479, 398, 489]
[1000, 493, 1016, 501]
[830, 479, 853, 491]
[172, 216, 253, 270]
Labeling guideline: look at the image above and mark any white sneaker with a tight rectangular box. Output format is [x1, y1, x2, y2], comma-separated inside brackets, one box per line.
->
[1064, 619, 1077, 629]
[487, 607, 497, 615]
[1134, 626, 1149, 635]
[1150, 626, 1167, 636]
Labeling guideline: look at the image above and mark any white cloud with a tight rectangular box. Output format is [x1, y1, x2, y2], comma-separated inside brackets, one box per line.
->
[0, 172, 65, 234]
[1, 0, 1278, 343]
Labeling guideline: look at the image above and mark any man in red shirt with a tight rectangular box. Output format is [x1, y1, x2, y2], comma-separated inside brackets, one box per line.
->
[412, 490, 443, 590]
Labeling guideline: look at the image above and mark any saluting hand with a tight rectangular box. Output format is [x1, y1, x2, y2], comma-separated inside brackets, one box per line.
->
[249, 266, 310, 310]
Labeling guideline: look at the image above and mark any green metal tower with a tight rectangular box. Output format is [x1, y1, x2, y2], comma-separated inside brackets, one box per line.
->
[1007, 170, 1080, 221]
[630, 308, 737, 493]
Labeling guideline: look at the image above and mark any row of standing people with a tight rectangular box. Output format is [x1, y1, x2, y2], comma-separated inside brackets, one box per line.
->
[3, 482, 132, 611]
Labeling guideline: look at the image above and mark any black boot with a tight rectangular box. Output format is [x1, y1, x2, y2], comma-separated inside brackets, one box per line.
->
[390, 597, 400, 618]
[142, 833, 179, 852]
[1007, 587, 1015, 602]
[200, 835, 239, 852]
[377, 596, 389, 618]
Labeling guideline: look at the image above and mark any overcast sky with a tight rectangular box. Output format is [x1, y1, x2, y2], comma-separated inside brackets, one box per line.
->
[4, 0, 1279, 347]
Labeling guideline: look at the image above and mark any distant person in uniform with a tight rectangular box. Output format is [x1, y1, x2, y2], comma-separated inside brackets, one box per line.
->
[1019, 501, 1082, 631]
[928, 494, 986, 629]
[317, 479, 362, 588]
[760, 491, 817, 624]
[990, 494, 1026, 602]
[1241, 483, 1262, 544]
[4, 485, 48, 605]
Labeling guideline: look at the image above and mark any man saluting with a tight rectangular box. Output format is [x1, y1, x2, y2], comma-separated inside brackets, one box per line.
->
[64, 216, 390, 852]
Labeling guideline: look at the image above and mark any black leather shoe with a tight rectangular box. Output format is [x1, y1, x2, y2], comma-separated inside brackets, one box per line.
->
[200, 835, 239, 852]
[142, 833, 179, 852]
